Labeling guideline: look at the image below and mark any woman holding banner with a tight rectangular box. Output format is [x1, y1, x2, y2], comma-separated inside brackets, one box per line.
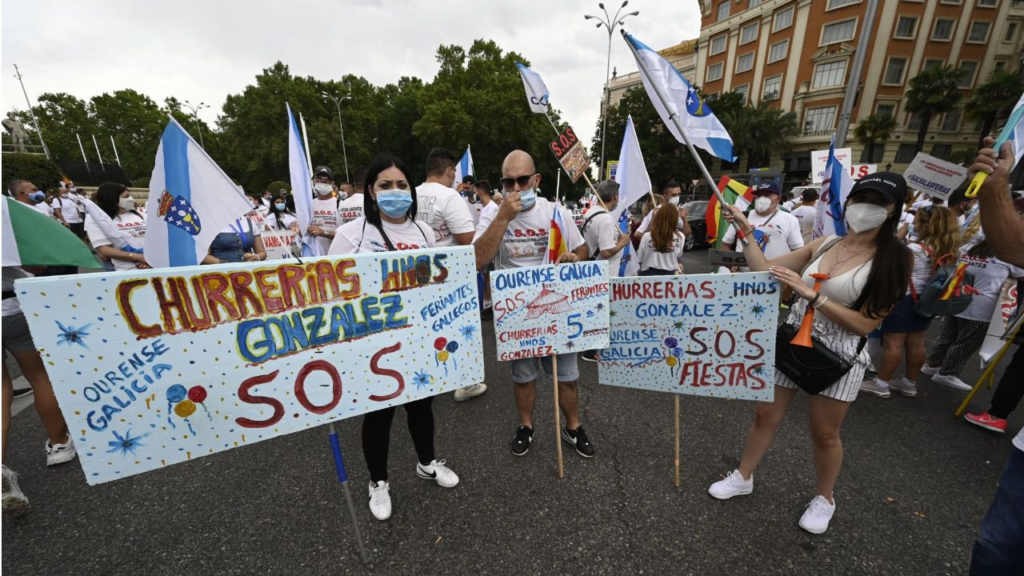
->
[83, 183, 149, 271]
[635, 203, 686, 276]
[329, 153, 459, 522]
[709, 173, 911, 535]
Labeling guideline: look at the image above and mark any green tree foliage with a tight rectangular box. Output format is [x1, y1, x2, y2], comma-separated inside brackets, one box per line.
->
[2, 153, 65, 192]
[720, 97, 798, 171]
[854, 112, 897, 163]
[905, 65, 965, 154]
[267, 180, 291, 194]
[965, 69, 1024, 148]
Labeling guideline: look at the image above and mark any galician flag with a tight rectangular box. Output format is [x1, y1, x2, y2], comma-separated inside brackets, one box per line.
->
[610, 115, 649, 277]
[813, 136, 854, 239]
[454, 146, 474, 186]
[287, 103, 320, 257]
[706, 177, 753, 249]
[1003, 92, 1024, 170]
[515, 63, 551, 114]
[144, 117, 253, 268]
[622, 32, 736, 162]
[545, 206, 568, 265]
[2, 196, 100, 268]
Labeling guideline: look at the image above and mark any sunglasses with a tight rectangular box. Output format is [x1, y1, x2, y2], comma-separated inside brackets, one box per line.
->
[500, 173, 537, 191]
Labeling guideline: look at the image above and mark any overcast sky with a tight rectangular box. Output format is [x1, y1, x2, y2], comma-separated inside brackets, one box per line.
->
[2, 0, 700, 158]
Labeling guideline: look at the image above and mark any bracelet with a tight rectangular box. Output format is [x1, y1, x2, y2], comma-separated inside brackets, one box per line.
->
[812, 295, 829, 310]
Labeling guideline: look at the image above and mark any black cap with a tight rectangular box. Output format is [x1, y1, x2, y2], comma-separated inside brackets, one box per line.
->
[314, 166, 334, 179]
[849, 172, 907, 205]
[461, 175, 475, 185]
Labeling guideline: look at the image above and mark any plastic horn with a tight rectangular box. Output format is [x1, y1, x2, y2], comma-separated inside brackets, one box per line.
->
[791, 273, 830, 348]
[965, 102, 1024, 198]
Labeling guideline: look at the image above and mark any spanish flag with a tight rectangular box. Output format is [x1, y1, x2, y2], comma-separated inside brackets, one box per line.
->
[705, 176, 754, 248]
[546, 206, 568, 264]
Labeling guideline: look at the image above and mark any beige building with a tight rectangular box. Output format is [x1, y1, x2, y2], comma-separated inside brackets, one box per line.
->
[607, 40, 698, 110]
[680, 0, 1024, 182]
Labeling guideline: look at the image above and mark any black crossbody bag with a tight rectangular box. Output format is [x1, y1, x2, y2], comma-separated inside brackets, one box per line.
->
[774, 237, 866, 395]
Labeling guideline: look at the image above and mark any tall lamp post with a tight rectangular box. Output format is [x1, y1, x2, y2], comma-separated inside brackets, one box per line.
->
[322, 91, 352, 184]
[183, 100, 209, 149]
[585, 2, 639, 177]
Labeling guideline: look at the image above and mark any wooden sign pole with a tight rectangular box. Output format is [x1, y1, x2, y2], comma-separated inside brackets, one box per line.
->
[552, 355, 565, 479]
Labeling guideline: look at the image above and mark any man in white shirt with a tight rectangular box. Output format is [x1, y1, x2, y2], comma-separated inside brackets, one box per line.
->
[417, 148, 486, 402]
[722, 181, 804, 271]
[53, 184, 86, 238]
[337, 166, 366, 226]
[790, 189, 818, 245]
[946, 186, 976, 227]
[473, 150, 594, 459]
[307, 166, 340, 254]
[10, 180, 54, 219]
[633, 181, 691, 240]
[579, 180, 631, 363]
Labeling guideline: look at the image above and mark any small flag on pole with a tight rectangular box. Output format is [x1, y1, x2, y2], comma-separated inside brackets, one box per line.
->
[813, 137, 854, 239]
[706, 177, 754, 248]
[610, 115, 650, 277]
[455, 146, 474, 186]
[2, 197, 101, 268]
[546, 207, 568, 265]
[287, 104, 320, 257]
[516, 63, 551, 114]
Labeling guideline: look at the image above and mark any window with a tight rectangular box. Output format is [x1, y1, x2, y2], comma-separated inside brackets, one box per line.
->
[1004, 22, 1017, 42]
[774, 7, 794, 32]
[883, 57, 908, 85]
[750, 0, 763, 6]
[763, 75, 782, 100]
[821, 19, 857, 45]
[805, 107, 837, 133]
[940, 0, 962, 4]
[908, 112, 925, 130]
[968, 21, 992, 43]
[978, 0, 998, 7]
[959, 61, 979, 88]
[941, 109, 961, 132]
[768, 39, 789, 63]
[895, 16, 918, 39]
[932, 19, 955, 41]
[827, 0, 860, 8]
[861, 145, 884, 163]
[923, 58, 945, 71]
[707, 62, 724, 82]
[736, 52, 755, 73]
[931, 144, 952, 159]
[996, 60, 1007, 71]
[710, 35, 727, 55]
[812, 60, 847, 88]
[895, 144, 917, 163]
[876, 103, 896, 118]
[717, 2, 730, 21]
[734, 85, 749, 103]
[741, 22, 759, 45]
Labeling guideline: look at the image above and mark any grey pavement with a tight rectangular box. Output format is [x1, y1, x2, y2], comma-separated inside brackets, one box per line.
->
[2, 247, 1020, 575]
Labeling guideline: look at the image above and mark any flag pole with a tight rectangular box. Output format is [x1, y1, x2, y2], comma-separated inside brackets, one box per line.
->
[299, 113, 314, 176]
[622, 31, 749, 247]
[673, 396, 680, 487]
[552, 356, 565, 479]
[328, 423, 369, 563]
[541, 110, 612, 212]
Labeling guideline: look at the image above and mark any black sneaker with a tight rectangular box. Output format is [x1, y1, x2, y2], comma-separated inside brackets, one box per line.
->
[511, 425, 533, 456]
[562, 425, 595, 458]
[580, 350, 599, 363]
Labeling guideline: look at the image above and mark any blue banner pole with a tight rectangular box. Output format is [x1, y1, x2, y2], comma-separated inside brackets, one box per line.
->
[329, 423, 369, 563]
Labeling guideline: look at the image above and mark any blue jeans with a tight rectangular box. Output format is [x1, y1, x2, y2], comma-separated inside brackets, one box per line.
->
[971, 446, 1024, 575]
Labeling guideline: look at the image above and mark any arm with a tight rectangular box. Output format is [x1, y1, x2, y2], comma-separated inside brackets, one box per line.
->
[973, 138, 1024, 268]
[677, 209, 692, 238]
[243, 236, 268, 262]
[472, 191, 521, 271]
[445, 194, 477, 246]
[722, 205, 820, 273]
[97, 246, 149, 267]
[770, 263, 887, 337]
[600, 234, 631, 259]
[559, 205, 587, 263]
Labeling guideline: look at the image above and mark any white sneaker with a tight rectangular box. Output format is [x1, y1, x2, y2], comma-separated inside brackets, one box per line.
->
[921, 364, 940, 376]
[454, 383, 487, 402]
[933, 374, 972, 391]
[45, 435, 77, 466]
[416, 459, 459, 488]
[367, 481, 392, 521]
[2, 465, 30, 514]
[891, 376, 918, 398]
[708, 469, 753, 500]
[799, 495, 836, 534]
[859, 378, 891, 398]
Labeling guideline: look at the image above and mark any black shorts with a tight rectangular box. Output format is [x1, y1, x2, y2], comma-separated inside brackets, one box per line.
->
[69, 221, 86, 238]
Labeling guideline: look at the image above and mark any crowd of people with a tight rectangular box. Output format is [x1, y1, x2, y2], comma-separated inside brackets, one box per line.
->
[2, 140, 1022, 573]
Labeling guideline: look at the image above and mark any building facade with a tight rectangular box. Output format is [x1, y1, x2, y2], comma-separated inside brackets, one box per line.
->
[607, 40, 698, 110]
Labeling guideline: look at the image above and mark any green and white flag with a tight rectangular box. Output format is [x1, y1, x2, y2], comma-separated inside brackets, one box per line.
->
[2, 196, 101, 268]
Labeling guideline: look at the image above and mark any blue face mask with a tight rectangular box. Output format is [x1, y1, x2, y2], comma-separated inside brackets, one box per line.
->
[274, 202, 287, 212]
[29, 191, 45, 203]
[519, 188, 537, 211]
[376, 190, 413, 218]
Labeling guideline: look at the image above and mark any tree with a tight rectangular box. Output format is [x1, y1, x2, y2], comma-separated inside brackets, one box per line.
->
[14, 92, 96, 164]
[2, 153, 65, 192]
[854, 112, 898, 163]
[965, 69, 1024, 148]
[905, 65, 965, 154]
[719, 97, 798, 171]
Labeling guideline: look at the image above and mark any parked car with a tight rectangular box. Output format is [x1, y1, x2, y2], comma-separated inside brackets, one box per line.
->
[681, 200, 708, 251]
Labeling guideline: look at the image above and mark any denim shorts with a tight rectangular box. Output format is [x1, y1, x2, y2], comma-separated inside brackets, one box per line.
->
[510, 353, 580, 384]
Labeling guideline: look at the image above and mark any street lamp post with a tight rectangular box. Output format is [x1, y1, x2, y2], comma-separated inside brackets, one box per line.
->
[183, 100, 209, 149]
[322, 91, 352, 184]
[585, 2, 639, 178]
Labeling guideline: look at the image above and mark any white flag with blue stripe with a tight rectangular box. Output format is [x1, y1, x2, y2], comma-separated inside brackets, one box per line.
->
[454, 146, 474, 185]
[622, 32, 736, 162]
[516, 63, 551, 114]
[610, 116, 648, 277]
[287, 104, 320, 257]
[813, 136, 854, 239]
[144, 117, 252, 268]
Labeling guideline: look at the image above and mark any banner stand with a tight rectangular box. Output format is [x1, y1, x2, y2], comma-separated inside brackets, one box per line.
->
[673, 396, 680, 488]
[328, 423, 369, 564]
[954, 315, 1024, 418]
[552, 355, 565, 479]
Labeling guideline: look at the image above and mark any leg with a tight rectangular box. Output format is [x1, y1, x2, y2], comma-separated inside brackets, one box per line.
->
[807, 395, 853, 501]
[926, 316, 959, 367]
[989, 347, 1024, 419]
[2, 360, 12, 464]
[878, 332, 907, 382]
[405, 397, 436, 466]
[970, 448, 1024, 575]
[361, 406, 397, 483]
[904, 330, 928, 381]
[558, 380, 580, 430]
[737, 386, 799, 479]
[12, 350, 69, 445]
[937, 319, 989, 377]
[513, 381, 537, 428]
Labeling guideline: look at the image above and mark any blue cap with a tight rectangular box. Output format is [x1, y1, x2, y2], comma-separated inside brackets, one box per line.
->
[754, 181, 781, 195]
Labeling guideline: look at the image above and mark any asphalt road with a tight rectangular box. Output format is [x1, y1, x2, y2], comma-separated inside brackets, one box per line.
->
[3, 247, 1020, 576]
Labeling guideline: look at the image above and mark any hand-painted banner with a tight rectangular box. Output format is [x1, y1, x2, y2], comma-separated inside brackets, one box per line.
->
[598, 272, 778, 401]
[979, 279, 1020, 366]
[16, 247, 484, 484]
[262, 228, 298, 261]
[490, 261, 610, 360]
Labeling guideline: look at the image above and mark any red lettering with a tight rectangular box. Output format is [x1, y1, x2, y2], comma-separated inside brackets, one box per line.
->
[314, 261, 340, 302]
[277, 264, 308, 308]
[236, 371, 285, 428]
[295, 360, 342, 414]
[336, 259, 361, 299]
[152, 277, 193, 334]
[116, 279, 162, 339]
[715, 331, 736, 358]
[200, 273, 239, 323]
[369, 342, 405, 401]
[228, 271, 265, 318]
[688, 327, 709, 355]
[744, 329, 766, 360]
[255, 269, 285, 313]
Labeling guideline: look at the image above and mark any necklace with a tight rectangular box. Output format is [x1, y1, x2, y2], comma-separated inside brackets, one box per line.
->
[826, 238, 873, 277]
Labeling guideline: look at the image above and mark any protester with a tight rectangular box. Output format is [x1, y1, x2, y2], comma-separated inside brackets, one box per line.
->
[946, 187, 976, 226]
[708, 173, 911, 535]
[636, 203, 686, 276]
[328, 153, 458, 522]
[474, 179, 497, 321]
[473, 150, 594, 458]
[202, 213, 267, 264]
[338, 166, 367, 225]
[416, 148, 486, 402]
[965, 344, 1024, 434]
[308, 166, 339, 253]
[339, 182, 355, 199]
[52, 184, 85, 238]
[10, 180, 54, 219]
[492, 191, 504, 204]
[791, 189, 818, 245]
[245, 191, 269, 219]
[2, 266, 78, 514]
[633, 181, 691, 240]
[579, 180, 632, 362]
[84, 183, 149, 271]
[721, 182, 804, 269]
[266, 193, 298, 231]
[966, 136, 1024, 576]
[863, 206, 960, 398]
[261, 189, 272, 208]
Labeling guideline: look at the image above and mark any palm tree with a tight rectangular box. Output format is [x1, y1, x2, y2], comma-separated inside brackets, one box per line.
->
[965, 69, 1024, 148]
[854, 113, 897, 163]
[904, 65, 966, 154]
[720, 97, 797, 170]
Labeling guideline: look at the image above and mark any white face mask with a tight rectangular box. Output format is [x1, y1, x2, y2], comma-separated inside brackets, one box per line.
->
[119, 197, 136, 212]
[668, 196, 680, 206]
[845, 203, 889, 233]
[314, 182, 333, 196]
[754, 196, 773, 214]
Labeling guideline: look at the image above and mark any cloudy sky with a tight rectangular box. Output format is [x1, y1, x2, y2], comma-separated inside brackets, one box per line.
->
[2, 0, 700, 153]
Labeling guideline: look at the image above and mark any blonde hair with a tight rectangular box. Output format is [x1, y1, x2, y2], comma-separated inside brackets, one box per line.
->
[916, 205, 961, 263]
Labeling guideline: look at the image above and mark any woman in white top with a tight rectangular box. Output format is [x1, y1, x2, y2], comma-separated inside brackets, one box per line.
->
[266, 193, 299, 232]
[708, 173, 912, 535]
[83, 183, 149, 271]
[636, 203, 685, 276]
[328, 154, 457, 523]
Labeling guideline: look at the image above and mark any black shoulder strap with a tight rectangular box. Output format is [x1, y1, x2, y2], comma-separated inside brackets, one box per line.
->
[799, 235, 843, 277]
[580, 211, 605, 234]
[370, 221, 396, 251]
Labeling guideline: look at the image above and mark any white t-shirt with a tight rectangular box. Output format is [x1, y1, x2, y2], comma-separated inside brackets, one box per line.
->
[723, 209, 805, 262]
[52, 195, 84, 224]
[581, 206, 623, 263]
[265, 212, 298, 231]
[84, 212, 147, 271]
[1015, 427, 1024, 452]
[637, 208, 686, 234]
[2, 267, 31, 317]
[465, 196, 483, 226]
[907, 243, 934, 295]
[473, 197, 585, 270]
[30, 201, 54, 218]
[219, 218, 263, 237]
[781, 199, 799, 212]
[791, 205, 816, 243]
[337, 193, 365, 225]
[330, 217, 435, 254]
[415, 182, 476, 247]
[636, 232, 684, 273]
[312, 196, 340, 253]
[955, 250, 1024, 322]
